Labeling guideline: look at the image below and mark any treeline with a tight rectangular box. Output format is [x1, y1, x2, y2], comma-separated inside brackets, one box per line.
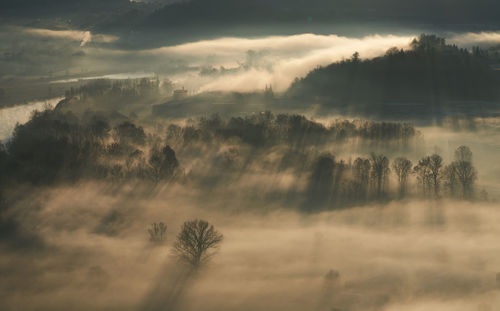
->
[0, 109, 481, 209]
[288, 34, 500, 108]
[57, 78, 173, 114]
[305, 146, 479, 211]
[63, 78, 162, 99]
[0, 110, 417, 185]
[165, 112, 418, 148]
[0, 109, 180, 185]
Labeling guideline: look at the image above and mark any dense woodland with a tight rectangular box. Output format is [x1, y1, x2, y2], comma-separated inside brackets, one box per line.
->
[0, 109, 481, 212]
[288, 35, 500, 114]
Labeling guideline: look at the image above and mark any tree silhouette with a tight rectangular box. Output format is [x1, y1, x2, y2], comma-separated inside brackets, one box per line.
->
[173, 220, 223, 268]
[428, 154, 443, 197]
[113, 121, 146, 146]
[455, 145, 473, 162]
[148, 145, 179, 182]
[451, 146, 477, 199]
[370, 153, 390, 198]
[414, 156, 432, 197]
[392, 157, 412, 197]
[443, 164, 459, 197]
[353, 157, 371, 200]
[148, 222, 167, 243]
[307, 154, 335, 209]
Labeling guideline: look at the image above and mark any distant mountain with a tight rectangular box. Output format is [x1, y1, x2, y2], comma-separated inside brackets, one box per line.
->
[139, 0, 500, 29]
[3, 0, 500, 48]
[96, 0, 500, 47]
[0, 0, 129, 17]
[0, 0, 151, 30]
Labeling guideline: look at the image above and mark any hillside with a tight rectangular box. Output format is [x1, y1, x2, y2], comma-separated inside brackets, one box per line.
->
[286, 35, 500, 118]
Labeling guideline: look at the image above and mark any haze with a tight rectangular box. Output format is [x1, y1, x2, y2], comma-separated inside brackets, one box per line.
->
[1, 1, 500, 311]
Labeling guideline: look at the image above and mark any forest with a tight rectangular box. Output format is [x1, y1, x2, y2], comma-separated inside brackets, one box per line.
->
[0, 109, 481, 208]
[288, 35, 500, 118]
[0, 100, 495, 311]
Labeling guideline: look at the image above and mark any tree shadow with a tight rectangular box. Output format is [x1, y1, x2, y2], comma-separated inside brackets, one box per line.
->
[139, 260, 197, 311]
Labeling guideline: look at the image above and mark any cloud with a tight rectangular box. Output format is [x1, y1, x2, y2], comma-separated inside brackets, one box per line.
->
[450, 31, 500, 47]
[24, 28, 118, 47]
[3, 181, 500, 311]
[0, 27, 415, 93]
[0, 98, 62, 141]
[147, 33, 414, 92]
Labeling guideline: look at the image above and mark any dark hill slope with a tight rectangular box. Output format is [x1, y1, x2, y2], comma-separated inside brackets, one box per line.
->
[286, 35, 500, 119]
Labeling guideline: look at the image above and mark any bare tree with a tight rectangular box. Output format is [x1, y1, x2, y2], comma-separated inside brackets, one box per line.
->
[173, 220, 223, 268]
[443, 164, 458, 197]
[148, 222, 167, 243]
[353, 157, 371, 199]
[428, 154, 443, 197]
[454, 161, 477, 199]
[451, 146, 477, 199]
[370, 153, 390, 197]
[455, 145, 473, 162]
[414, 156, 432, 197]
[392, 157, 412, 197]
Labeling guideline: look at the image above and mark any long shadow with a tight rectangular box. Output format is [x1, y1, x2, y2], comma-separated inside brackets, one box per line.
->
[139, 260, 197, 311]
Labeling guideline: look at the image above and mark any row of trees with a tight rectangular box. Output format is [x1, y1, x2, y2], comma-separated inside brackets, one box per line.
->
[1, 110, 419, 186]
[396, 146, 477, 198]
[64, 78, 163, 100]
[59, 77, 174, 114]
[165, 112, 418, 148]
[0, 109, 481, 210]
[306, 146, 478, 210]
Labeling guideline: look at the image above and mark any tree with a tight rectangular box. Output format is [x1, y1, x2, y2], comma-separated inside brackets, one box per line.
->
[443, 164, 458, 197]
[353, 157, 371, 199]
[125, 149, 145, 175]
[351, 51, 360, 63]
[455, 145, 473, 162]
[113, 121, 146, 146]
[148, 145, 179, 182]
[307, 154, 335, 209]
[173, 220, 223, 268]
[370, 153, 390, 197]
[148, 222, 167, 243]
[385, 47, 401, 56]
[428, 154, 443, 197]
[410, 34, 446, 52]
[86, 116, 110, 142]
[451, 146, 477, 199]
[392, 157, 412, 197]
[414, 156, 432, 197]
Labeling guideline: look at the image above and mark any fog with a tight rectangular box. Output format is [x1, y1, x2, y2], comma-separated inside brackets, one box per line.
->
[1, 108, 499, 310]
[2, 3, 500, 310]
[0, 97, 61, 141]
[1, 181, 500, 311]
[450, 31, 500, 47]
[4, 27, 500, 100]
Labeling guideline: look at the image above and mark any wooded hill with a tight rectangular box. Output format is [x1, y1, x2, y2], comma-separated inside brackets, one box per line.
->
[287, 35, 500, 118]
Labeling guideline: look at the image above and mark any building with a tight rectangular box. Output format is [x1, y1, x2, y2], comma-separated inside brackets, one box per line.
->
[173, 87, 188, 100]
